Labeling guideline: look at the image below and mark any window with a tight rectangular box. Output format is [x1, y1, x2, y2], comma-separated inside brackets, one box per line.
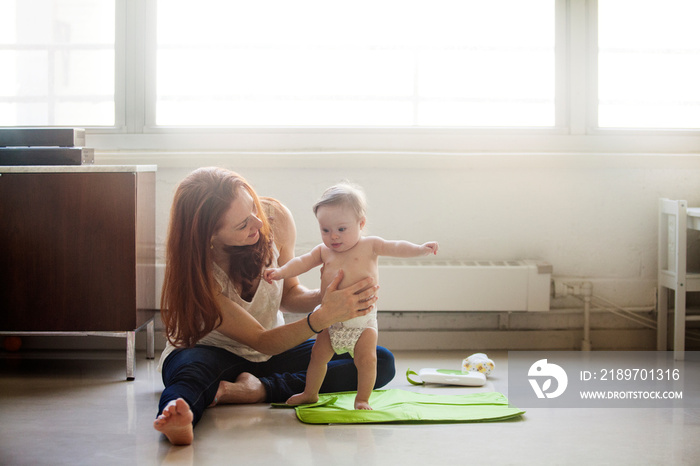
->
[598, 0, 700, 129]
[0, 0, 115, 127]
[1, 0, 698, 152]
[156, 0, 555, 127]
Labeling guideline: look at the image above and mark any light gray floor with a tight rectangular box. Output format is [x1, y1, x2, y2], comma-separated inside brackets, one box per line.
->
[1, 348, 700, 466]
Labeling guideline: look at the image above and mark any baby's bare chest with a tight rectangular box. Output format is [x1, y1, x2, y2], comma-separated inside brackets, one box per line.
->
[320, 246, 378, 292]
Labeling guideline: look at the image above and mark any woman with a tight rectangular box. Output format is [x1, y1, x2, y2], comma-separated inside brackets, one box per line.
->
[153, 167, 395, 445]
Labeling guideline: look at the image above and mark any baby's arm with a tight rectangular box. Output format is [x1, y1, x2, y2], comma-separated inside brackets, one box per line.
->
[371, 237, 439, 258]
[264, 244, 324, 283]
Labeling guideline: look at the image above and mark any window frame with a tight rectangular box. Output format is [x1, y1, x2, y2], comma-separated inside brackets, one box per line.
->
[85, 0, 700, 152]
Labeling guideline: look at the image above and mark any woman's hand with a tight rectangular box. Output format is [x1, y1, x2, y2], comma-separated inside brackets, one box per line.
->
[311, 270, 379, 330]
[215, 269, 377, 356]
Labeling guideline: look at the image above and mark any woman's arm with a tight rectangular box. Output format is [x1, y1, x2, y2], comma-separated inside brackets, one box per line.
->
[267, 200, 323, 313]
[215, 271, 378, 355]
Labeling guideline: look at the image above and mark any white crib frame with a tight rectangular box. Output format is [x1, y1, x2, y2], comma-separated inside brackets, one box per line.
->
[657, 198, 700, 360]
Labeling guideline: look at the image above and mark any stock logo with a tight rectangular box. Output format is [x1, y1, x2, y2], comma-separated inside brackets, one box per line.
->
[528, 359, 568, 399]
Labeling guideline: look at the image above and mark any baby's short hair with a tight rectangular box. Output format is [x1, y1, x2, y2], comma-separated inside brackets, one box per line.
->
[313, 182, 367, 220]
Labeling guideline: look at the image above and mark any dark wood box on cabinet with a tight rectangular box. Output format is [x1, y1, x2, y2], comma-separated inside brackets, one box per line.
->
[0, 165, 157, 379]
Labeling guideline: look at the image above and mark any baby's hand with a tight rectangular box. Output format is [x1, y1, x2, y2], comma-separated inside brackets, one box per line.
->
[422, 242, 439, 255]
[263, 268, 283, 283]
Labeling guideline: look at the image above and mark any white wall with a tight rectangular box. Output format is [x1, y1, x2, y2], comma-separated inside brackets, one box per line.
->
[76, 150, 699, 351]
[100, 151, 700, 309]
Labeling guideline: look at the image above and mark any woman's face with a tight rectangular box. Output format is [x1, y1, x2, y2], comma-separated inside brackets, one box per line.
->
[211, 187, 263, 248]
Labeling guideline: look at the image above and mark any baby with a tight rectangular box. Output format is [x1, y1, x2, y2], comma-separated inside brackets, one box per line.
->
[264, 183, 438, 409]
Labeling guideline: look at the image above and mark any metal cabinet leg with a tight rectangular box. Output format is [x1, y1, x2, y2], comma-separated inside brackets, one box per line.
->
[146, 319, 155, 360]
[126, 331, 135, 380]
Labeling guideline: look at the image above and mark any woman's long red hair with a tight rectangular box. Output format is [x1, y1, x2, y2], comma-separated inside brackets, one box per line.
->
[160, 167, 273, 348]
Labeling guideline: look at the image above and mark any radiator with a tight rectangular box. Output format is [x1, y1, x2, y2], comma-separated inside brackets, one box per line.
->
[298, 259, 552, 312]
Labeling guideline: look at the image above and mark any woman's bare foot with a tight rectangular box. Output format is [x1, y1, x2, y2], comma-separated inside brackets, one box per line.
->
[354, 399, 372, 410]
[154, 398, 194, 445]
[209, 372, 266, 406]
[286, 392, 319, 406]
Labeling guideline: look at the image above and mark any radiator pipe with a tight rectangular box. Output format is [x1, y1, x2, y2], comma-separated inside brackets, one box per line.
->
[553, 279, 594, 351]
[581, 282, 593, 351]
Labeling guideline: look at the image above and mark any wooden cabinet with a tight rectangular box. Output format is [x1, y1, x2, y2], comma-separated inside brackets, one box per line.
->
[0, 166, 157, 379]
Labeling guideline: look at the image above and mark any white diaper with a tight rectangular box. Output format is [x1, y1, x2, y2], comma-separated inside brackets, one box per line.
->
[328, 313, 378, 357]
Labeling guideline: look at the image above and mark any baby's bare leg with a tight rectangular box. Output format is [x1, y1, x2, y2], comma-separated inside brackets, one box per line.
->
[353, 328, 378, 410]
[287, 330, 335, 405]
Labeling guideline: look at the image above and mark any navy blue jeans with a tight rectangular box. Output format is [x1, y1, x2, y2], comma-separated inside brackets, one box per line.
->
[159, 339, 395, 426]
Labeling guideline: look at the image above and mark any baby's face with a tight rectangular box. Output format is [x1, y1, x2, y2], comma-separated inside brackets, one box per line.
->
[315, 204, 364, 253]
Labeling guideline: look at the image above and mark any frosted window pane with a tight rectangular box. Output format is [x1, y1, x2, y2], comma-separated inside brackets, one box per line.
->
[156, 0, 554, 127]
[0, 0, 115, 126]
[598, 0, 700, 129]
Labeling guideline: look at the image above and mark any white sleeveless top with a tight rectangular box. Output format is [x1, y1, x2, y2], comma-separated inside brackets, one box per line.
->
[158, 246, 284, 370]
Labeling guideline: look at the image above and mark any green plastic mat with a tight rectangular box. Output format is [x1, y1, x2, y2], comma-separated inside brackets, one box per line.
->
[271, 389, 525, 425]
